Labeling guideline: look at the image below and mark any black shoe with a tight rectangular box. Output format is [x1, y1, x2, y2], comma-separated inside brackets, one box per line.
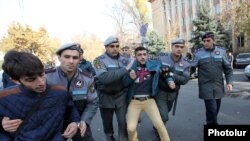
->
[106, 135, 115, 141]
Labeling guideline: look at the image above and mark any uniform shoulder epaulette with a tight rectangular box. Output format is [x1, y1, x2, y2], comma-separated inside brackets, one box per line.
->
[120, 54, 126, 57]
[194, 48, 202, 53]
[183, 57, 189, 61]
[98, 55, 105, 60]
[158, 52, 168, 56]
[216, 45, 226, 50]
[0, 87, 21, 98]
[80, 70, 93, 78]
[50, 85, 67, 91]
[45, 67, 56, 74]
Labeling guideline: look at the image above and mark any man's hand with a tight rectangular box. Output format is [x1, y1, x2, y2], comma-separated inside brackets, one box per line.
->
[129, 70, 137, 80]
[160, 67, 170, 76]
[227, 84, 233, 91]
[79, 121, 87, 137]
[2, 117, 22, 132]
[62, 122, 78, 138]
[168, 81, 176, 89]
[126, 58, 135, 71]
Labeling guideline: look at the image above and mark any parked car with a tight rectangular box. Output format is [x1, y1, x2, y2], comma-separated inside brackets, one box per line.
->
[235, 53, 250, 68]
[244, 65, 250, 80]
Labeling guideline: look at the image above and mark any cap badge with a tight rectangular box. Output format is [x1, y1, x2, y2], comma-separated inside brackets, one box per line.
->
[215, 51, 220, 55]
[75, 79, 84, 88]
[122, 59, 128, 65]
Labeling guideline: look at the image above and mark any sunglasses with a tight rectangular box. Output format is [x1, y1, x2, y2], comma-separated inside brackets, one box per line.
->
[109, 45, 120, 48]
[174, 45, 184, 49]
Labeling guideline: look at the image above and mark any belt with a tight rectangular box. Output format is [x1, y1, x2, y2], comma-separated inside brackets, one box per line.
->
[132, 96, 152, 101]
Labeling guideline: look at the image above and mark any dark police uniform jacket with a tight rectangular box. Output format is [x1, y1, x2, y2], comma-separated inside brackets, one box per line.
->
[0, 85, 80, 141]
[46, 67, 98, 125]
[93, 53, 131, 108]
[158, 53, 191, 101]
[79, 59, 96, 76]
[192, 45, 233, 99]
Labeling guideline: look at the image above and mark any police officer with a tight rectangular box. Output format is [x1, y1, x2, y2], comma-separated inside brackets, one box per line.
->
[121, 45, 133, 59]
[46, 43, 99, 141]
[93, 36, 133, 141]
[78, 47, 96, 76]
[192, 32, 233, 125]
[156, 37, 191, 124]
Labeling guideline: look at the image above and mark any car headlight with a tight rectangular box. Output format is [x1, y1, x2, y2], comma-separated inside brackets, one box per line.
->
[244, 67, 250, 73]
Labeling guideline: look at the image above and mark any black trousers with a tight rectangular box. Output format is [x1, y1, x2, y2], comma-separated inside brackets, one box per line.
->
[99, 106, 128, 141]
[155, 99, 174, 124]
[204, 99, 221, 125]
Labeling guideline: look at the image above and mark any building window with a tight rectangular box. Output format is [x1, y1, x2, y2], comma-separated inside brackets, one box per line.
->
[190, 14, 193, 25]
[237, 35, 244, 47]
[196, 0, 201, 13]
[175, 0, 178, 16]
[183, 17, 186, 26]
[181, 0, 185, 15]
[189, 0, 192, 14]
[212, 4, 220, 14]
[169, 0, 172, 21]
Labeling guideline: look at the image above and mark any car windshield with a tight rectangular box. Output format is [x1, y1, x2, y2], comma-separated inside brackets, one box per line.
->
[237, 54, 250, 59]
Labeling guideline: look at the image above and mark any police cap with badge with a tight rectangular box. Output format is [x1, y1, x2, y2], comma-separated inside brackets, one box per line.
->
[104, 36, 119, 47]
[171, 37, 185, 47]
[202, 31, 214, 40]
[56, 43, 82, 55]
[121, 45, 129, 49]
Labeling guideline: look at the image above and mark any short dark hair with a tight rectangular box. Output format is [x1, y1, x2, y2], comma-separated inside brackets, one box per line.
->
[2, 50, 44, 80]
[134, 46, 148, 56]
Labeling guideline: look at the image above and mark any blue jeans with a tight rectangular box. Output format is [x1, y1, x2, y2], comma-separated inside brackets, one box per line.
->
[204, 99, 221, 125]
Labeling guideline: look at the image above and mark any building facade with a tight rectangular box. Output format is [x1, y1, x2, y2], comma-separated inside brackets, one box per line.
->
[149, 0, 249, 54]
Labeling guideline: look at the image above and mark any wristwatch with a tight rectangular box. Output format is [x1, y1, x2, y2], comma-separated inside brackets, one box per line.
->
[77, 122, 81, 128]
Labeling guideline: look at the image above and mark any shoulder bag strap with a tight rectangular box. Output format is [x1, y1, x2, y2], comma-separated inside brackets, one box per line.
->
[15, 92, 47, 135]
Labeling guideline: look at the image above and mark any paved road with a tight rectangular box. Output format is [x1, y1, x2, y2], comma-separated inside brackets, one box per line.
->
[87, 69, 250, 141]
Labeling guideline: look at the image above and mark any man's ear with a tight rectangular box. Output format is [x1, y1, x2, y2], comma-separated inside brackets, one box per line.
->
[57, 55, 61, 61]
[9, 78, 20, 84]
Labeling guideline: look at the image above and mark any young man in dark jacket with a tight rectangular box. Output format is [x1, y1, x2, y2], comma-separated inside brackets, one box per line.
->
[0, 50, 80, 141]
[123, 46, 170, 141]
